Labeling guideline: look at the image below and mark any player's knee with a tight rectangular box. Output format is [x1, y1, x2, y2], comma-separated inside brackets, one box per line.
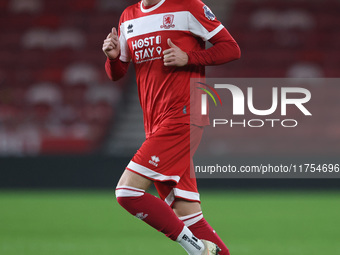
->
[115, 185, 145, 209]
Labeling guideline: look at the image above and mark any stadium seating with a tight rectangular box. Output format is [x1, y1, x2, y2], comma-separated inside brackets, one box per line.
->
[208, 0, 340, 79]
[0, 0, 125, 155]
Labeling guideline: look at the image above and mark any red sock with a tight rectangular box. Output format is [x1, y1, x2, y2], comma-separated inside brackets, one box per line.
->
[115, 186, 184, 241]
[188, 217, 230, 255]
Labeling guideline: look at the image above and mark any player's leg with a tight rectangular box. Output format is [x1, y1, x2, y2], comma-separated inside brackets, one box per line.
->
[173, 198, 202, 217]
[170, 154, 230, 254]
[177, 125, 230, 255]
[115, 124, 222, 254]
[115, 170, 183, 240]
[173, 199, 230, 255]
[117, 168, 153, 190]
[115, 167, 209, 254]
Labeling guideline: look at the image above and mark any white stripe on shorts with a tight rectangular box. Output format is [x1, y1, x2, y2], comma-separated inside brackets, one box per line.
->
[165, 188, 200, 206]
[126, 161, 181, 183]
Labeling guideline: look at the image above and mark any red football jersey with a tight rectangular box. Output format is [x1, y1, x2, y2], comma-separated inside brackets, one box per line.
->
[118, 0, 224, 137]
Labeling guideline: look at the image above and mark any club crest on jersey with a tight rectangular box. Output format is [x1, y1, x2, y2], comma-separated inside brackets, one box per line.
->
[203, 5, 215, 21]
[160, 14, 175, 29]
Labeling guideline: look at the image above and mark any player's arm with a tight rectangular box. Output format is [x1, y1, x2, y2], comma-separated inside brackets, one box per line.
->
[187, 28, 241, 66]
[103, 27, 130, 81]
[163, 28, 240, 67]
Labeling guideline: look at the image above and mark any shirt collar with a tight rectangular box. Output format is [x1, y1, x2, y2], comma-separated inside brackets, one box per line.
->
[140, 0, 166, 13]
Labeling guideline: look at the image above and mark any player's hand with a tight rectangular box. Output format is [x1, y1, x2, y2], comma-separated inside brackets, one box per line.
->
[163, 39, 188, 67]
[102, 27, 120, 60]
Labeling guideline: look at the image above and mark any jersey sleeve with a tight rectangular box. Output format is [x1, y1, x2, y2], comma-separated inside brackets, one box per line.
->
[187, 28, 241, 66]
[187, 0, 224, 41]
[118, 13, 131, 62]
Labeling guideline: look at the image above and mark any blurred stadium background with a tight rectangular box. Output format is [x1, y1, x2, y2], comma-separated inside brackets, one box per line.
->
[0, 0, 339, 254]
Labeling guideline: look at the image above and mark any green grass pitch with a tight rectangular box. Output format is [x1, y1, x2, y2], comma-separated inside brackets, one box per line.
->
[0, 190, 339, 255]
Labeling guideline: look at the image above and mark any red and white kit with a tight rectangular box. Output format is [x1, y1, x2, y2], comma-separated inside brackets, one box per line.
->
[107, 0, 240, 205]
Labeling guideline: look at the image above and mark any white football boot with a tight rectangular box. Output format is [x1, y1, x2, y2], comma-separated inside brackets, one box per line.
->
[201, 240, 221, 255]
